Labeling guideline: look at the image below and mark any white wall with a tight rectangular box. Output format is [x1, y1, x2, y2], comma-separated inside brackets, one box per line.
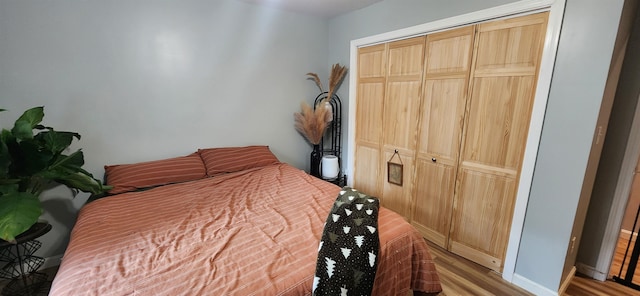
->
[0, 0, 328, 260]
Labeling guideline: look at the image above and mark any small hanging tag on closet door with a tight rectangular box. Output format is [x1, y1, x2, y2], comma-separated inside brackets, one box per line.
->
[387, 150, 403, 186]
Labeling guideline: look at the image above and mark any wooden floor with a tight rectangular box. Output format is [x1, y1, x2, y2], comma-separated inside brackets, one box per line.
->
[609, 231, 638, 282]
[426, 241, 533, 295]
[3, 240, 640, 295]
[428, 239, 640, 296]
[564, 275, 640, 296]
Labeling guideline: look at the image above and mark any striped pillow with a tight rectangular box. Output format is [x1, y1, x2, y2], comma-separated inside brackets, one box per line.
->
[198, 146, 280, 177]
[104, 153, 207, 194]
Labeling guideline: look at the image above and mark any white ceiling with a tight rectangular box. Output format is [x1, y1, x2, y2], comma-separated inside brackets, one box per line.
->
[236, 0, 382, 18]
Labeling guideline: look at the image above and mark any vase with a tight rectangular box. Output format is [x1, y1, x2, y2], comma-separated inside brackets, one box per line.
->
[310, 145, 321, 177]
[321, 155, 339, 180]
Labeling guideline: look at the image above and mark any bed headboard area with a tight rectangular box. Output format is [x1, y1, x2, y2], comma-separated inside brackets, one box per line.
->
[100, 145, 279, 195]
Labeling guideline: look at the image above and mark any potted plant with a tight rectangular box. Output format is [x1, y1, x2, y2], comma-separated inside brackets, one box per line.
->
[0, 106, 110, 243]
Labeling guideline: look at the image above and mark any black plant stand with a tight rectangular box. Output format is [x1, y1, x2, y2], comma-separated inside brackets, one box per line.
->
[0, 222, 52, 296]
[313, 92, 347, 185]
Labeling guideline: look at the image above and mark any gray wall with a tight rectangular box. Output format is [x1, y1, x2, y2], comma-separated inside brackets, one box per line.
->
[515, 0, 625, 290]
[0, 0, 328, 259]
[577, 2, 640, 271]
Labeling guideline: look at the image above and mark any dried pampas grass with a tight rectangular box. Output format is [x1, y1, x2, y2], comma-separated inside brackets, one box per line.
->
[326, 64, 348, 101]
[306, 63, 348, 100]
[306, 73, 324, 93]
[296, 63, 347, 145]
[294, 99, 333, 145]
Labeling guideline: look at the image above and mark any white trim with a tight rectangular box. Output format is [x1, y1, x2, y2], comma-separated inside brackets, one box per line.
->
[503, 0, 566, 282]
[595, 92, 640, 279]
[347, 0, 566, 285]
[512, 273, 559, 296]
[576, 262, 608, 281]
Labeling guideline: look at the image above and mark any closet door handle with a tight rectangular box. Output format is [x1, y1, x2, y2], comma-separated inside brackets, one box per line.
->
[431, 157, 437, 162]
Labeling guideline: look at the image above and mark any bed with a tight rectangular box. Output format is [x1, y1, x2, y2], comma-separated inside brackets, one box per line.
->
[49, 146, 442, 295]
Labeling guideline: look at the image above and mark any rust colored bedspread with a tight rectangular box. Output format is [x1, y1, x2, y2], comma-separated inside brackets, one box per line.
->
[50, 163, 441, 295]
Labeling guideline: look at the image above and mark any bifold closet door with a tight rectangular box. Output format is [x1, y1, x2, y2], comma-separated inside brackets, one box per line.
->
[353, 36, 425, 219]
[411, 25, 476, 248]
[449, 12, 549, 272]
[353, 44, 386, 197]
[381, 36, 425, 219]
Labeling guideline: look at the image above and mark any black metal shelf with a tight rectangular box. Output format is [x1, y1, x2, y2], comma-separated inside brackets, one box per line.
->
[0, 222, 52, 296]
[312, 92, 346, 184]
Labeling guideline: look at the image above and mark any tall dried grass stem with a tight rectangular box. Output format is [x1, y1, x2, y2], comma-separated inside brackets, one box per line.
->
[326, 64, 348, 101]
[306, 73, 324, 93]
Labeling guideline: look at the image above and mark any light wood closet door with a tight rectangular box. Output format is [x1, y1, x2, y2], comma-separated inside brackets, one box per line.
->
[353, 44, 386, 197]
[411, 26, 475, 248]
[381, 36, 425, 219]
[449, 12, 549, 272]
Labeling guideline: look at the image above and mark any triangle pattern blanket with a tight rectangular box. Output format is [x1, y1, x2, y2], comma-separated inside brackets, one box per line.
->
[312, 187, 380, 296]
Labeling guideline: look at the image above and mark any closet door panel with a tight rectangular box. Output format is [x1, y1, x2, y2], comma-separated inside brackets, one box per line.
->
[378, 37, 424, 220]
[412, 158, 455, 248]
[451, 12, 548, 272]
[474, 13, 547, 76]
[359, 44, 386, 78]
[382, 149, 415, 219]
[354, 44, 386, 197]
[417, 79, 468, 159]
[412, 25, 475, 249]
[462, 76, 536, 170]
[353, 144, 383, 197]
[356, 82, 385, 145]
[388, 37, 425, 76]
[383, 36, 425, 152]
[383, 80, 422, 151]
[425, 26, 475, 76]
[450, 169, 516, 271]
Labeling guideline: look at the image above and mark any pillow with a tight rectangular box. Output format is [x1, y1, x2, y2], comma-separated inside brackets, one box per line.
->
[198, 145, 280, 176]
[104, 153, 207, 194]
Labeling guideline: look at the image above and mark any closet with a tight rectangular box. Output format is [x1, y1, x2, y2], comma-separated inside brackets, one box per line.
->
[353, 12, 549, 272]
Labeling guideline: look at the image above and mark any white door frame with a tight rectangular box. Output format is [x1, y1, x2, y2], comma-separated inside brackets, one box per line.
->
[345, 0, 566, 282]
[594, 93, 640, 281]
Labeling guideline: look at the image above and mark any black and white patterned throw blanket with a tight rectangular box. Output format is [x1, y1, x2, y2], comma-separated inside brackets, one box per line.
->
[312, 187, 380, 296]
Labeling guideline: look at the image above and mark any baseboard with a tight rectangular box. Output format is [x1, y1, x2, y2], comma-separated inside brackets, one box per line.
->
[41, 254, 62, 270]
[575, 262, 607, 281]
[512, 273, 558, 296]
[558, 266, 576, 295]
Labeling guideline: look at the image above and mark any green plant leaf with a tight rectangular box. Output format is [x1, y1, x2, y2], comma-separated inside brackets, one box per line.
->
[35, 130, 80, 155]
[0, 192, 41, 242]
[58, 172, 106, 195]
[13, 141, 54, 177]
[51, 150, 85, 169]
[11, 107, 44, 141]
